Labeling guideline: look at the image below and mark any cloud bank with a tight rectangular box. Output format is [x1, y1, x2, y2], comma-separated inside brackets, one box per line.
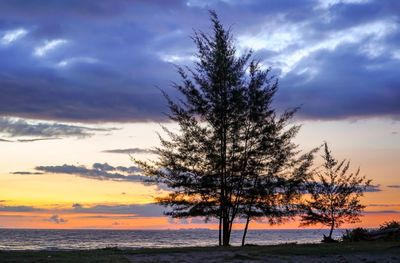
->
[0, 117, 115, 140]
[35, 163, 144, 182]
[0, 0, 399, 122]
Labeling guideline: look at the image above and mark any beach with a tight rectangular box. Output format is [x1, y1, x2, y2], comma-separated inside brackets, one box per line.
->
[1, 242, 399, 262]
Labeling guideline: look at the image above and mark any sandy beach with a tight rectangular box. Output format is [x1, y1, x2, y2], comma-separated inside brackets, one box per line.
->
[1, 242, 399, 263]
[126, 243, 400, 263]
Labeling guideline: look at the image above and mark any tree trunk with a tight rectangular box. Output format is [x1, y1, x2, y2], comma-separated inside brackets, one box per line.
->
[328, 221, 335, 239]
[241, 216, 250, 246]
[218, 213, 222, 246]
[222, 211, 231, 246]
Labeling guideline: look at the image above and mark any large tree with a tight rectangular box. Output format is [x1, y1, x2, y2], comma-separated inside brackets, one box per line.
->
[136, 11, 314, 246]
[300, 142, 371, 240]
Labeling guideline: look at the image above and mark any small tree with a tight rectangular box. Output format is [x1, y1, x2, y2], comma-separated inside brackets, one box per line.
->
[300, 142, 371, 240]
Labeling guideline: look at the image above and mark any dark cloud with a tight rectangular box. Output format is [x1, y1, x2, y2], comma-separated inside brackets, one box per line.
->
[11, 171, 44, 175]
[0, 117, 115, 139]
[71, 203, 165, 217]
[0, 0, 399, 122]
[279, 44, 400, 120]
[103, 148, 157, 154]
[0, 205, 41, 212]
[363, 210, 400, 214]
[387, 185, 400, 188]
[368, 203, 400, 207]
[365, 184, 382, 192]
[72, 203, 82, 209]
[45, 214, 68, 224]
[17, 137, 60, 142]
[0, 201, 165, 217]
[35, 163, 144, 182]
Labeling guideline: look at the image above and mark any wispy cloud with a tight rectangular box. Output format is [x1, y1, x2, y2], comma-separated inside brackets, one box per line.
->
[103, 148, 157, 155]
[34, 39, 68, 57]
[0, 117, 115, 140]
[363, 210, 400, 214]
[57, 56, 98, 67]
[71, 203, 164, 217]
[368, 203, 400, 207]
[0, 202, 164, 217]
[365, 184, 382, 192]
[387, 185, 400, 189]
[11, 171, 44, 175]
[0, 28, 27, 45]
[0, 205, 41, 212]
[35, 163, 144, 182]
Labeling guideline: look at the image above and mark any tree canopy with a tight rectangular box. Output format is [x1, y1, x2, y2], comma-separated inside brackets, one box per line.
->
[136, 11, 316, 246]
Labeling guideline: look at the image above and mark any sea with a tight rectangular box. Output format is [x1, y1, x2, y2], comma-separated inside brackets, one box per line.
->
[0, 229, 344, 250]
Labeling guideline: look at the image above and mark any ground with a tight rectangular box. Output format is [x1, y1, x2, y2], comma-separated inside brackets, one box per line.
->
[0, 242, 399, 263]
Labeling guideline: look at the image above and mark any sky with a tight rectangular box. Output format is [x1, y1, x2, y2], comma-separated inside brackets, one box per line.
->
[0, 0, 399, 230]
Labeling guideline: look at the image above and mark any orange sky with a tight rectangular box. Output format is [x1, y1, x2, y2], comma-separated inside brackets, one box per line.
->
[0, 119, 399, 230]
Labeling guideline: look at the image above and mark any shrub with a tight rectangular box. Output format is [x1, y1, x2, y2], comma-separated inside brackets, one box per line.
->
[342, 228, 370, 242]
[379, 220, 400, 231]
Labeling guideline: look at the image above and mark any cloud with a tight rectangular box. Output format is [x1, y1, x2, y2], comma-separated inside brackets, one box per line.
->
[0, 117, 114, 139]
[71, 203, 165, 217]
[387, 185, 400, 188]
[364, 184, 382, 192]
[103, 148, 157, 155]
[368, 203, 400, 207]
[34, 39, 67, 56]
[363, 210, 400, 214]
[45, 214, 68, 224]
[35, 163, 144, 182]
[72, 203, 82, 209]
[11, 171, 44, 175]
[17, 137, 60, 143]
[0, 205, 41, 212]
[0, 201, 165, 217]
[0, 28, 27, 45]
[0, 0, 398, 122]
[57, 56, 98, 67]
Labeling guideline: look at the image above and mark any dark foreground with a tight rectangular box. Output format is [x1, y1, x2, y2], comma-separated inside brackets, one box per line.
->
[0, 242, 399, 263]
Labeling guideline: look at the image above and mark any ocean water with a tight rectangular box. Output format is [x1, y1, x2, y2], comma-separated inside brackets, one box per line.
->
[0, 229, 344, 250]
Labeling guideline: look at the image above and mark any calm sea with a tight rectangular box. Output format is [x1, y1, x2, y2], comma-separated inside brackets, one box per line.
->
[0, 229, 343, 250]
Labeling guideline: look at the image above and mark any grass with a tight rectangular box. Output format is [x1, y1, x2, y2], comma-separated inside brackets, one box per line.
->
[0, 248, 129, 263]
[0, 241, 398, 262]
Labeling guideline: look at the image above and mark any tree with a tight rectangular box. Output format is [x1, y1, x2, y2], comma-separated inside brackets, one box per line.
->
[300, 142, 371, 240]
[232, 61, 318, 245]
[239, 143, 317, 246]
[135, 11, 314, 246]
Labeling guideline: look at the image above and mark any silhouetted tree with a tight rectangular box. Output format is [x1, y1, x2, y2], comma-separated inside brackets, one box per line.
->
[232, 61, 317, 246]
[136, 11, 315, 246]
[239, 144, 317, 246]
[300, 142, 371, 240]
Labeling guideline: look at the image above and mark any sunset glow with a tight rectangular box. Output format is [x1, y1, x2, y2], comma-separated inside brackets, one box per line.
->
[0, 0, 399, 232]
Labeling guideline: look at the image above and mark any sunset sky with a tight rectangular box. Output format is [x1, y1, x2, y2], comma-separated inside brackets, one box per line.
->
[0, 0, 399, 230]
